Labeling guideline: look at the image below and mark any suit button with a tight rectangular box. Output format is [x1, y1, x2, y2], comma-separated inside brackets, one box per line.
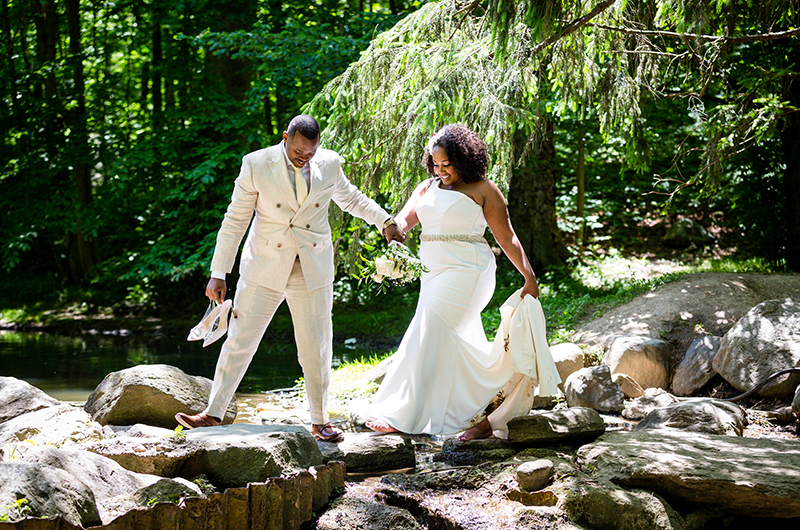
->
[289, 223, 294, 228]
[315, 203, 319, 207]
[313, 243, 317, 247]
[277, 203, 281, 208]
[305, 224, 310, 229]
[277, 243, 282, 248]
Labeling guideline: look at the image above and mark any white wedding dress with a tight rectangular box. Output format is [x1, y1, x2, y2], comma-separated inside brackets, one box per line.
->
[370, 180, 551, 436]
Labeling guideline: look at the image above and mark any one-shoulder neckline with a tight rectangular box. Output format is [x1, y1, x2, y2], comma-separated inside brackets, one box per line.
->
[434, 178, 481, 207]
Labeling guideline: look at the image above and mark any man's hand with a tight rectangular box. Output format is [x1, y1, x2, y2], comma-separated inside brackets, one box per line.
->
[206, 278, 227, 303]
[384, 224, 406, 244]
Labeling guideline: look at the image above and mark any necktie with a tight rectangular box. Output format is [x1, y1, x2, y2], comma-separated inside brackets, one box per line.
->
[293, 166, 307, 206]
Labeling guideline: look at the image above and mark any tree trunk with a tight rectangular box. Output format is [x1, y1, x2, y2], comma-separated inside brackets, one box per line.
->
[64, 0, 98, 278]
[1, 0, 18, 116]
[507, 121, 569, 273]
[781, 57, 800, 272]
[576, 127, 586, 249]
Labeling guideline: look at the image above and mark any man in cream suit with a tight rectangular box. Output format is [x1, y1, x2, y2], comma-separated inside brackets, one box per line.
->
[176, 115, 404, 441]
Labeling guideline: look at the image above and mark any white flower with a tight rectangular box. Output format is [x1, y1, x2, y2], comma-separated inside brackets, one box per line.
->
[374, 256, 396, 277]
[371, 273, 384, 283]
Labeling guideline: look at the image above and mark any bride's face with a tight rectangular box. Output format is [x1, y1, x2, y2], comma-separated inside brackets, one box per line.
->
[431, 145, 462, 187]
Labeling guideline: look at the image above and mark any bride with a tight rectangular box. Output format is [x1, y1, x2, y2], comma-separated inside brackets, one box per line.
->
[367, 124, 544, 441]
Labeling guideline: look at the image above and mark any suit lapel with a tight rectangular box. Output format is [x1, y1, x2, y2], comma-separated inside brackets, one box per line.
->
[266, 144, 300, 210]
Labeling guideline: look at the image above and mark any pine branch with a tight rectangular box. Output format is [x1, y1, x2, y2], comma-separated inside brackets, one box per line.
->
[531, 0, 615, 54]
[588, 23, 800, 44]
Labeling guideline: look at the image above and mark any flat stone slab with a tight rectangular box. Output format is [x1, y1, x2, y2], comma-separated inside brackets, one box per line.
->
[318, 432, 415, 473]
[576, 429, 800, 518]
[507, 407, 606, 445]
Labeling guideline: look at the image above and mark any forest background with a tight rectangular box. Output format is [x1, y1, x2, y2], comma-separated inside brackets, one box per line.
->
[1, 0, 798, 332]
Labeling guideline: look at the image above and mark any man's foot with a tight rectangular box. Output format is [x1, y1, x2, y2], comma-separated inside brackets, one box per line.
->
[458, 418, 493, 441]
[175, 412, 221, 429]
[312, 422, 345, 443]
[366, 420, 401, 433]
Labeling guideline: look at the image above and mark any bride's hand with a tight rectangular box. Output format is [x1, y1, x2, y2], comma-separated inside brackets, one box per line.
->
[521, 277, 539, 299]
[384, 224, 406, 244]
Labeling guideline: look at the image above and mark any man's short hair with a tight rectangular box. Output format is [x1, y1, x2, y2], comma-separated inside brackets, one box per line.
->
[287, 115, 320, 141]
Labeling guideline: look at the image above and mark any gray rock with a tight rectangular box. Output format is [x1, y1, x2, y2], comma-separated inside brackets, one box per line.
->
[437, 436, 516, 466]
[84, 364, 237, 428]
[713, 298, 800, 397]
[0, 404, 107, 449]
[604, 336, 671, 390]
[316, 493, 419, 530]
[180, 424, 322, 489]
[673, 336, 721, 396]
[622, 388, 679, 421]
[550, 343, 584, 390]
[0, 461, 101, 527]
[507, 407, 606, 445]
[101, 477, 201, 524]
[613, 372, 646, 399]
[662, 218, 715, 249]
[0, 376, 61, 424]
[564, 365, 625, 413]
[577, 429, 800, 518]
[84, 435, 203, 477]
[794, 384, 800, 417]
[318, 432, 415, 473]
[517, 459, 554, 492]
[633, 398, 746, 436]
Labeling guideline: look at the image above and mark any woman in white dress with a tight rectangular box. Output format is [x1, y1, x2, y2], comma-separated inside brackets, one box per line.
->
[367, 124, 540, 441]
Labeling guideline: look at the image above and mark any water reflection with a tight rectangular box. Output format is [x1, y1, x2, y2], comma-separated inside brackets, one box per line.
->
[0, 330, 377, 402]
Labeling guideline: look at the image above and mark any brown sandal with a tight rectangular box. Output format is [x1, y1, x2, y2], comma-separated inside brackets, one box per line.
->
[312, 422, 344, 443]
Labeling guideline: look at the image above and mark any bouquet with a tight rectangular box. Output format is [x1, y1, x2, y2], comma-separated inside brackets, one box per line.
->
[359, 240, 427, 290]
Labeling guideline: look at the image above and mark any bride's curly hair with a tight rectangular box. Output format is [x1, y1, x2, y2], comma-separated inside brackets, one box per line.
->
[423, 124, 488, 183]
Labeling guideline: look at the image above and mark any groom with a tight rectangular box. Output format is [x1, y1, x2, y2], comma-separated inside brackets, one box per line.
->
[176, 115, 404, 442]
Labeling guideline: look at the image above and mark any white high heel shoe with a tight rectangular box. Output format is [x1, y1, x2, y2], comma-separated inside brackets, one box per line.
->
[187, 300, 234, 346]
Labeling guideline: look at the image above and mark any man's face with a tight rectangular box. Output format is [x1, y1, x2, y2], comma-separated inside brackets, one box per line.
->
[283, 131, 319, 169]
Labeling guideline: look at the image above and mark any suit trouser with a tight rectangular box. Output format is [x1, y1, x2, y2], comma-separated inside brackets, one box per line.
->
[204, 258, 334, 424]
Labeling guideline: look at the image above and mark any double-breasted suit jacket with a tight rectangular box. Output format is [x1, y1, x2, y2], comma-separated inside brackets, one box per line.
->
[210, 143, 390, 291]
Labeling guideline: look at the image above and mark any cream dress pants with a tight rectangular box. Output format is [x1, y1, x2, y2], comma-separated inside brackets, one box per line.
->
[204, 257, 334, 424]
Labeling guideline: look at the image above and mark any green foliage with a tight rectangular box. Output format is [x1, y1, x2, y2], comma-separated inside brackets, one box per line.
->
[0, 499, 31, 522]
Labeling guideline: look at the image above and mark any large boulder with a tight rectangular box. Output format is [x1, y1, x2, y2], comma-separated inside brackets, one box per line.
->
[84, 364, 237, 428]
[84, 431, 203, 477]
[317, 432, 415, 473]
[507, 407, 606, 445]
[603, 336, 671, 390]
[632, 398, 746, 436]
[0, 404, 107, 450]
[564, 365, 624, 413]
[0, 376, 61, 424]
[713, 298, 800, 397]
[0, 461, 101, 527]
[180, 424, 323, 490]
[577, 429, 800, 518]
[549, 343, 584, 390]
[673, 335, 721, 396]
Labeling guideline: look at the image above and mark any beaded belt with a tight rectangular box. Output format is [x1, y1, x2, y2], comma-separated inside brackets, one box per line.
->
[420, 234, 488, 245]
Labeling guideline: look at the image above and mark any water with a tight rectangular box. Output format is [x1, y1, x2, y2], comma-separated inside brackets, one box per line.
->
[0, 330, 380, 402]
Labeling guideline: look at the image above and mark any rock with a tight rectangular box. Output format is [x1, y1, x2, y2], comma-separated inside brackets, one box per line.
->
[573, 273, 800, 353]
[673, 336, 721, 396]
[517, 459, 554, 492]
[0, 461, 101, 527]
[101, 477, 201, 523]
[612, 373, 646, 399]
[550, 343, 584, 390]
[622, 388, 679, 421]
[632, 398, 746, 436]
[318, 432, 415, 473]
[604, 336, 671, 390]
[437, 436, 515, 466]
[507, 407, 606, 445]
[662, 218, 715, 249]
[316, 495, 420, 530]
[562, 476, 695, 530]
[0, 404, 107, 450]
[83, 364, 237, 428]
[713, 298, 800, 397]
[180, 424, 323, 490]
[577, 429, 800, 518]
[0, 376, 61, 424]
[794, 385, 800, 417]
[564, 365, 624, 413]
[84, 434, 203, 477]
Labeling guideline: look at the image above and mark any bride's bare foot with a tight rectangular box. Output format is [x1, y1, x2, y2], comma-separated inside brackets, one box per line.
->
[366, 420, 401, 433]
[458, 418, 493, 441]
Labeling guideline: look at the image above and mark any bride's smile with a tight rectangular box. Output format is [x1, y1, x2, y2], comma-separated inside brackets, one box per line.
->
[431, 145, 463, 188]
